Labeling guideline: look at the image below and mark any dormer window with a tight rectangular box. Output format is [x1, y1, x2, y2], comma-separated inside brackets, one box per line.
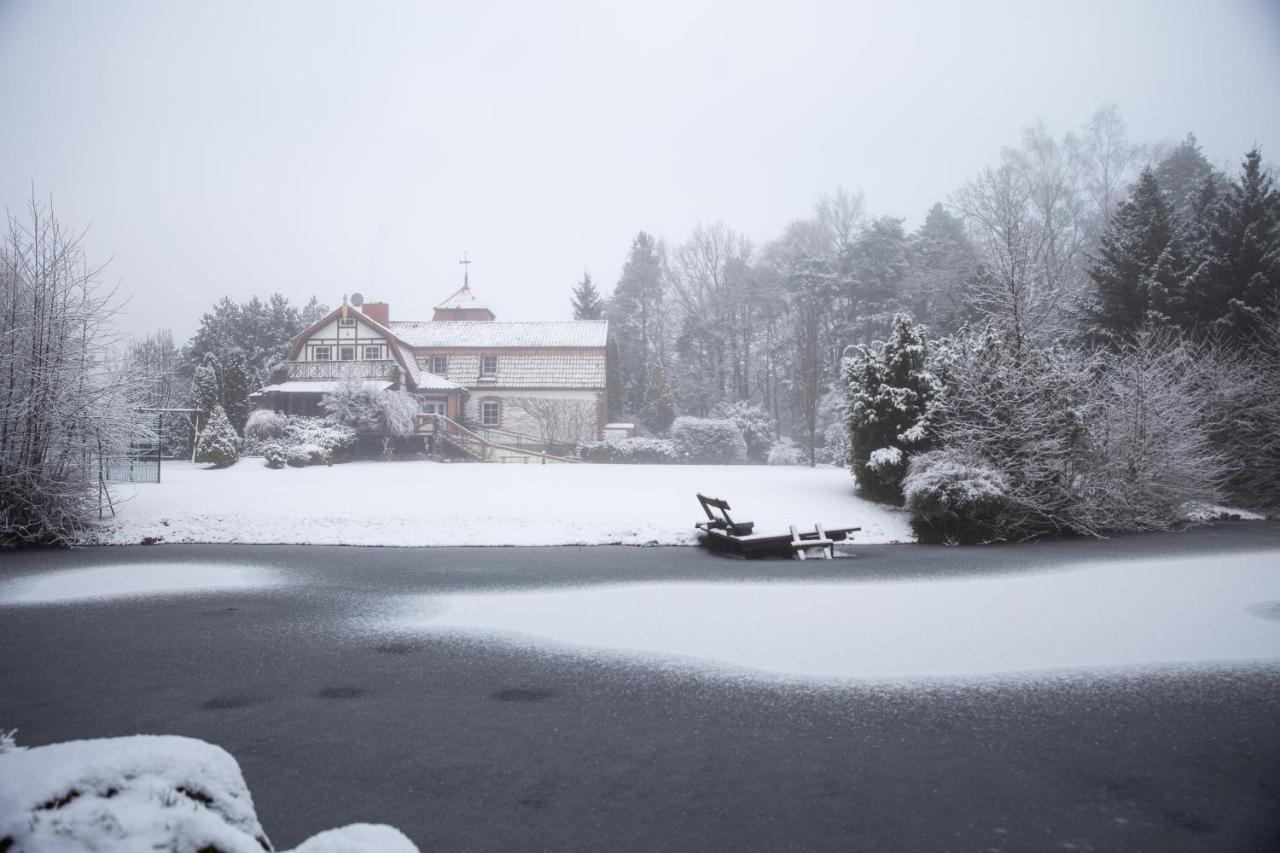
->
[481, 355, 498, 377]
[339, 316, 356, 327]
[432, 355, 448, 374]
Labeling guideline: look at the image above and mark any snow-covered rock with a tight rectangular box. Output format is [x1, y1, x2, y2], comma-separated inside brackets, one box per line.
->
[0, 734, 418, 852]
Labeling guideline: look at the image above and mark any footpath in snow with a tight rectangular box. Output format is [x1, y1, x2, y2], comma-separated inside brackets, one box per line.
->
[101, 460, 912, 547]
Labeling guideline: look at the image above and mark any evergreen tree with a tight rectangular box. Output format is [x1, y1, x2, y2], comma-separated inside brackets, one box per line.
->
[838, 216, 910, 344]
[639, 360, 676, 434]
[844, 315, 943, 499]
[905, 203, 976, 334]
[606, 232, 666, 414]
[570, 271, 605, 320]
[1179, 148, 1280, 344]
[214, 350, 252, 435]
[1085, 168, 1171, 346]
[1153, 134, 1219, 230]
[605, 336, 623, 420]
[192, 363, 220, 415]
[195, 404, 241, 467]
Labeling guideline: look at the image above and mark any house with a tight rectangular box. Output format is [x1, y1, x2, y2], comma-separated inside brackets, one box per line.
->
[254, 283, 609, 458]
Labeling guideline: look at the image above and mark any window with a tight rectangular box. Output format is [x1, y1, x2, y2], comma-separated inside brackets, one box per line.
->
[481, 400, 500, 426]
[339, 346, 355, 361]
[431, 355, 448, 374]
[421, 401, 446, 416]
[363, 345, 382, 360]
[481, 355, 498, 377]
[339, 316, 356, 327]
[313, 346, 331, 361]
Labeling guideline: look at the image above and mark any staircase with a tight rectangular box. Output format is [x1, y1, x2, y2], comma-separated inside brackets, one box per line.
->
[416, 414, 578, 464]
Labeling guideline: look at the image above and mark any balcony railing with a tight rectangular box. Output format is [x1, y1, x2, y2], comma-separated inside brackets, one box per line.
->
[286, 360, 400, 381]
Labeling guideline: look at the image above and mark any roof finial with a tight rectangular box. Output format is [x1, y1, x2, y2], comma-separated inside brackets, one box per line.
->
[459, 252, 471, 289]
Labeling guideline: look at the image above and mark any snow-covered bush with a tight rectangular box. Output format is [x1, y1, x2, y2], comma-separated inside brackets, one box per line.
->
[928, 327, 1224, 539]
[670, 417, 748, 464]
[577, 437, 678, 464]
[903, 449, 1010, 543]
[262, 443, 287, 469]
[767, 438, 806, 466]
[1188, 320, 1280, 511]
[287, 418, 356, 458]
[865, 446, 906, 487]
[711, 401, 775, 463]
[843, 315, 944, 499]
[286, 443, 328, 467]
[244, 409, 287, 441]
[194, 405, 240, 468]
[0, 733, 419, 852]
[321, 377, 419, 438]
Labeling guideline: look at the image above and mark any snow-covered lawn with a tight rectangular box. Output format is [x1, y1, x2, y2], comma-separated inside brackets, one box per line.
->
[100, 460, 912, 546]
[392, 552, 1280, 682]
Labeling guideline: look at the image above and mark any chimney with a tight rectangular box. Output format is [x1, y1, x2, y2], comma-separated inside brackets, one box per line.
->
[361, 302, 389, 326]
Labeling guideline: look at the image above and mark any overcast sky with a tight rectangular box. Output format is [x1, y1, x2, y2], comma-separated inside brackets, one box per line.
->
[3, 0, 1279, 341]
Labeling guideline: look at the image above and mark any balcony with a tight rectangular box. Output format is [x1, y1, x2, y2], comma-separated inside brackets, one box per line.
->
[286, 360, 400, 381]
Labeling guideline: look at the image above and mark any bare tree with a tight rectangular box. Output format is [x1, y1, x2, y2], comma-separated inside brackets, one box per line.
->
[0, 196, 143, 544]
[954, 163, 1064, 351]
[510, 397, 599, 447]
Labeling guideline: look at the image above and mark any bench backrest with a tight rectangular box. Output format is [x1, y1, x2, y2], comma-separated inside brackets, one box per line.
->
[696, 493, 736, 527]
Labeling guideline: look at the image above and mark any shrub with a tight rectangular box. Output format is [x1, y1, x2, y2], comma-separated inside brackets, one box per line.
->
[244, 409, 287, 441]
[767, 439, 806, 466]
[577, 437, 678, 464]
[903, 450, 1010, 543]
[195, 405, 240, 468]
[712, 401, 775, 463]
[670, 417, 748, 464]
[262, 444, 286, 469]
[321, 377, 419, 437]
[286, 445, 314, 467]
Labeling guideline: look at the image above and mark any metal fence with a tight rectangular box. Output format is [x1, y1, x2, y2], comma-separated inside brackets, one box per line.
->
[98, 449, 161, 483]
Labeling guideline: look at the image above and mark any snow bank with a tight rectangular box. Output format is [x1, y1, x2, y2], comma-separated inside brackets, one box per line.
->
[100, 461, 912, 546]
[393, 551, 1280, 682]
[0, 562, 276, 606]
[0, 734, 418, 852]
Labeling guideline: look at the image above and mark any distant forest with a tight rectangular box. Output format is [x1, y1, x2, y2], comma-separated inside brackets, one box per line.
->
[582, 106, 1276, 454]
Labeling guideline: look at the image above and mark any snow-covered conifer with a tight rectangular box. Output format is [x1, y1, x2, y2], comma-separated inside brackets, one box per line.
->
[195, 405, 240, 467]
[843, 315, 942, 499]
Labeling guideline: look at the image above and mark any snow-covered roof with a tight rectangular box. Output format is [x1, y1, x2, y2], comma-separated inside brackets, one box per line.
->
[391, 320, 608, 349]
[411, 371, 463, 391]
[433, 284, 491, 312]
[258, 380, 393, 394]
[432, 353, 606, 389]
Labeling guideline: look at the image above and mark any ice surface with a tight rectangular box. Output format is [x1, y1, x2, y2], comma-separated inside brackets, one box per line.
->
[102, 460, 913, 546]
[0, 562, 276, 605]
[396, 552, 1280, 682]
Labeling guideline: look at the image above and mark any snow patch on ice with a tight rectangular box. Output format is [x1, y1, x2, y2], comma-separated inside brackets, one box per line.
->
[394, 552, 1280, 683]
[0, 562, 276, 606]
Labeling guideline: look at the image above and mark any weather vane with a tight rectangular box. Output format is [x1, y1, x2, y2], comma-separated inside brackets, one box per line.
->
[459, 252, 471, 288]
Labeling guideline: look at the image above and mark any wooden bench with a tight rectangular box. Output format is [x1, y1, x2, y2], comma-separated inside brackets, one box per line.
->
[695, 494, 860, 558]
[696, 493, 755, 536]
